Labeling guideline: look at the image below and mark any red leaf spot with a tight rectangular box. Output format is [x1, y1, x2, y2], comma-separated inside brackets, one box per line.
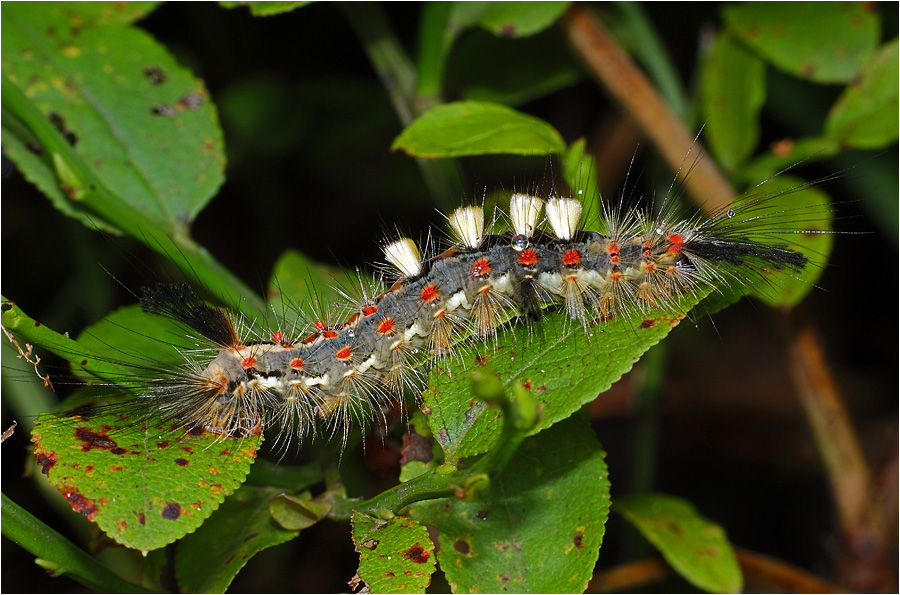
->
[403, 543, 429, 564]
[475, 354, 488, 366]
[75, 428, 117, 452]
[61, 485, 98, 521]
[161, 503, 181, 520]
[175, 458, 189, 466]
[573, 531, 584, 548]
[157, 441, 170, 449]
[639, 319, 655, 329]
[453, 539, 471, 555]
[35, 451, 58, 475]
[139, 513, 146, 525]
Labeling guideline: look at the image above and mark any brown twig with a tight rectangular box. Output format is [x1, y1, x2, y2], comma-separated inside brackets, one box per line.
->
[560, 4, 736, 215]
[786, 310, 890, 590]
[587, 548, 846, 593]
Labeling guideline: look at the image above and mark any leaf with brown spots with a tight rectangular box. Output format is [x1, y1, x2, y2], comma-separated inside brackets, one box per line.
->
[615, 493, 743, 593]
[351, 513, 436, 594]
[31, 409, 262, 552]
[411, 415, 609, 593]
[425, 290, 709, 464]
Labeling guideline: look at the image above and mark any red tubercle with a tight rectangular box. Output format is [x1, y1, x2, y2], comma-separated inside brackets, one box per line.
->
[667, 233, 685, 254]
[315, 321, 326, 331]
[289, 358, 303, 371]
[324, 330, 339, 339]
[272, 331, 283, 343]
[335, 346, 352, 361]
[562, 249, 581, 266]
[642, 240, 653, 259]
[241, 357, 256, 369]
[518, 249, 538, 266]
[609, 271, 623, 282]
[471, 258, 492, 277]
[478, 284, 493, 295]
[421, 284, 439, 303]
[377, 317, 395, 335]
[362, 305, 379, 316]
[608, 242, 620, 265]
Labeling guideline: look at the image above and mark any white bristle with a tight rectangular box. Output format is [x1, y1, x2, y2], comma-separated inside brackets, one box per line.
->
[545, 197, 583, 240]
[448, 206, 485, 249]
[509, 194, 543, 238]
[383, 237, 423, 278]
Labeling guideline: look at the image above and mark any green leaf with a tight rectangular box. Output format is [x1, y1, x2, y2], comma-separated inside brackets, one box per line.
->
[743, 175, 834, 308]
[269, 492, 330, 530]
[412, 415, 609, 594]
[825, 39, 900, 149]
[615, 493, 742, 593]
[175, 486, 300, 593]
[425, 292, 709, 464]
[268, 249, 348, 319]
[723, 2, 880, 83]
[449, 2, 571, 38]
[31, 411, 262, 552]
[392, 101, 566, 158]
[218, 1, 311, 16]
[2, 2, 225, 231]
[740, 136, 841, 183]
[561, 138, 602, 230]
[351, 513, 437, 594]
[701, 31, 766, 173]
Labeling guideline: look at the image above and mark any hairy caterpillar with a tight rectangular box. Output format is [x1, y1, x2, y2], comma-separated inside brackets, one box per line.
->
[26, 174, 823, 450]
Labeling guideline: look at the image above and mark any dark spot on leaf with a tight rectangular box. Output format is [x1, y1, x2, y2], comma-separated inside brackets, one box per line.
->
[476, 510, 488, 520]
[80, 359, 88, 366]
[400, 428, 433, 466]
[142, 65, 167, 85]
[500, 24, 516, 37]
[177, 91, 204, 110]
[475, 354, 487, 365]
[26, 140, 43, 155]
[361, 539, 378, 550]
[47, 112, 77, 146]
[175, 458, 188, 466]
[573, 531, 584, 548]
[61, 485, 98, 520]
[181, 446, 194, 453]
[243, 532, 259, 542]
[500, 573, 510, 584]
[111, 447, 129, 455]
[139, 513, 145, 525]
[35, 451, 58, 475]
[385, 571, 395, 578]
[639, 319, 654, 329]
[225, 554, 237, 565]
[403, 543, 429, 564]
[151, 103, 176, 117]
[187, 426, 204, 436]
[161, 503, 181, 520]
[157, 441, 169, 449]
[75, 428, 117, 452]
[453, 539, 470, 555]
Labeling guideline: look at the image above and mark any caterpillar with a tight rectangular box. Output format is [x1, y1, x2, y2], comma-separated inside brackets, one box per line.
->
[35, 179, 820, 454]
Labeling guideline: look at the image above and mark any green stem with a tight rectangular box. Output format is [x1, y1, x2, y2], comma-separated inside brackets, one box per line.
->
[1, 77, 265, 314]
[2, 493, 151, 593]
[330, 370, 536, 520]
[339, 3, 456, 210]
[415, 2, 452, 104]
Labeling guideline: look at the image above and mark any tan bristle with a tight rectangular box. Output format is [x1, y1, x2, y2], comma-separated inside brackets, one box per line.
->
[546, 197, 583, 240]
[509, 193, 543, 238]
[383, 237, 423, 278]
[448, 206, 485, 249]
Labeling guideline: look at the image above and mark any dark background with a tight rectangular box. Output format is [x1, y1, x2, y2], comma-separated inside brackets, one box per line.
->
[3, 3, 897, 592]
